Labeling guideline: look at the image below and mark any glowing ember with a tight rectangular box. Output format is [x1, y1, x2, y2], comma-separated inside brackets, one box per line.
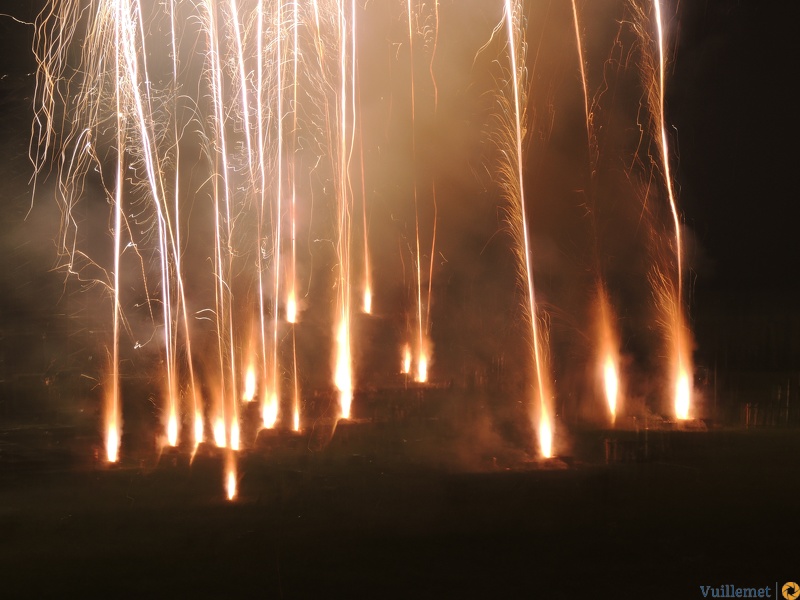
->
[242, 366, 256, 402]
[106, 423, 120, 463]
[213, 418, 226, 448]
[603, 355, 619, 424]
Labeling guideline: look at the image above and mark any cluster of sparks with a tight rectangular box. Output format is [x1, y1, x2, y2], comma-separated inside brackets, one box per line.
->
[31, 0, 692, 496]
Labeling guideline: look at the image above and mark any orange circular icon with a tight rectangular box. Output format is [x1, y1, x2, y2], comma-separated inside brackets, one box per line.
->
[783, 582, 800, 600]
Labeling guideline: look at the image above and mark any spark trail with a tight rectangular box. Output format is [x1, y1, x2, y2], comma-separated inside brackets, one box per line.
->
[633, 0, 692, 420]
[571, 0, 622, 424]
[497, 0, 554, 458]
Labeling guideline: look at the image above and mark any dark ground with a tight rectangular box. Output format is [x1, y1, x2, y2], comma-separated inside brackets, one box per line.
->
[2, 418, 799, 599]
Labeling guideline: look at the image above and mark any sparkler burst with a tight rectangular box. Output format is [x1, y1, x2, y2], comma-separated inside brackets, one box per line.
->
[29, 0, 695, 486]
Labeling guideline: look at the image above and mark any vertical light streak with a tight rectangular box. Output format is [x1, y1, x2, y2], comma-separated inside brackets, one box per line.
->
[108, 0, 124, 464]
[267, 0, 285, 429]
[354, 2, 371, 316]
[225, 451, 237, 500]
[202, 0, 240, 441]
[255, 0, 271, 430]
[424, 2, 439, 374]
[286, 0, 300, 326]
[334, 0, 354, 420]
[121, 0, 178, 448]
[406, 0, 426, 383]
[503, 0, 553, 458]
[169, 0, 196, 450]
[292, 329, 300, 431]
[572, 0, 620, 424]
[653, 0, 689, 420]
[230, 0, 254, 174]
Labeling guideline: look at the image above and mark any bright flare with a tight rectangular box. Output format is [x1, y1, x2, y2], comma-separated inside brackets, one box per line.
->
[335, 321, 353, 419]
[363, 287, 372, 315]
[225, 458, 237, 501]
[213, 417, 226, 448]
[539, 410, 553, 459]
[286, 290, 297, 324]
[603, 355, 618, 424]
[262, 392, 278, 429]
[416, 351, 428, 383]
[242, 366, 256, 402]
[106, 422, 120, 463]
[167, 410, 179, 447]
[230, 421, 240, 451]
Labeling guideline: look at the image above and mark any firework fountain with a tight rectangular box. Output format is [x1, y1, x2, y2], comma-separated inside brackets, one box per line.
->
[30, 0, 694, 494]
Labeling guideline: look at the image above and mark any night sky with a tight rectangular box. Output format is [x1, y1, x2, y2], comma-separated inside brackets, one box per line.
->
[0, 0, 795, 408]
